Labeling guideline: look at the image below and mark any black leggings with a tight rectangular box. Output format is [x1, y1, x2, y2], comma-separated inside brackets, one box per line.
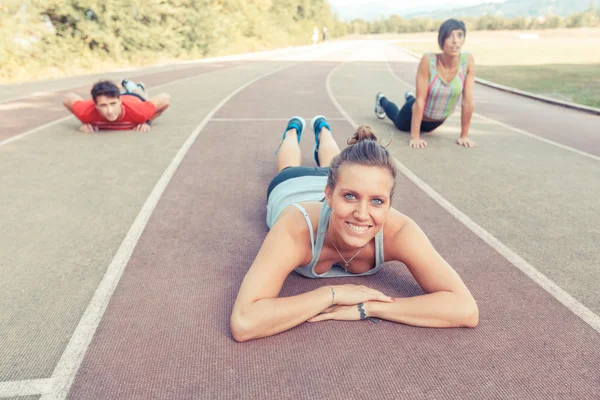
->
[381, 95, 444, 133]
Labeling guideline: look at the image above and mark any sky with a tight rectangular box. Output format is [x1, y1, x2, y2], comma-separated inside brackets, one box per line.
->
[328, 0, 507, 21]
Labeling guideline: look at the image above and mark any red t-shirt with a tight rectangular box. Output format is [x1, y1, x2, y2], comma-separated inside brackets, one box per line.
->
[71, 96, 157, 130]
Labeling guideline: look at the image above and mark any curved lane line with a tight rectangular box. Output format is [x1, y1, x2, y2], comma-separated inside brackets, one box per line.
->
[39, 43, 355, 400]
[383, 44, 600, 162]
[0, 62, 252, 148]
[325, 55, 600, 334]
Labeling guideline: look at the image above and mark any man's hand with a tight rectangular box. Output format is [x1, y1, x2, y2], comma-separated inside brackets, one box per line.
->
[133, 123, 151, 132]
[79, 124, 98, 133]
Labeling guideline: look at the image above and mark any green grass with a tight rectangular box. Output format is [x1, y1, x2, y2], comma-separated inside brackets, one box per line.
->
[396, 29, 600, 108]
[476, 64, 600, 108]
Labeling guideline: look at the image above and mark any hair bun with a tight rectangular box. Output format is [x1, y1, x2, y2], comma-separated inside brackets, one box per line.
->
[347, 125, 379, 145]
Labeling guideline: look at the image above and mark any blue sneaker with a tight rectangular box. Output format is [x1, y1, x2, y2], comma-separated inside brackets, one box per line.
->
[275, 116, 305, 154]
[374, 92, 386, 119]
[311, 115, 330, 167]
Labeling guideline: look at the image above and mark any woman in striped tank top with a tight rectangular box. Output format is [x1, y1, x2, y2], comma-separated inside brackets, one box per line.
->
[374, 19, 477, 148]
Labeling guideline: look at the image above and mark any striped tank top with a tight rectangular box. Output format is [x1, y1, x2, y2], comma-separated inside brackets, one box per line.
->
[423, 52, 468, 120]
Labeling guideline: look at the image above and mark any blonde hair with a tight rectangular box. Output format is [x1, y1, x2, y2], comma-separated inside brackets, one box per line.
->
[327, 125, 397, 197]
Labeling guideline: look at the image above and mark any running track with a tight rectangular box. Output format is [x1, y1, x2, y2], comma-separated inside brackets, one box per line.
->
[0, 41, 599, 399]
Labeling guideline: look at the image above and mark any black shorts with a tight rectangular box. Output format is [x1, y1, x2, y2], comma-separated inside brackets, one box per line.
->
[267, 166, 330, 199]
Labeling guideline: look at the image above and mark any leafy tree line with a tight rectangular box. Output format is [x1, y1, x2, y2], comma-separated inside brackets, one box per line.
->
[1, 1, 599, 83]
[1, 0, 346, 83]
[348, 7, 600, 35]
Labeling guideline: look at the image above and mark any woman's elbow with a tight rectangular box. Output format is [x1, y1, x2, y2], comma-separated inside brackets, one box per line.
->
[230, 313, 255, 342]
[461, 299, 479, 328]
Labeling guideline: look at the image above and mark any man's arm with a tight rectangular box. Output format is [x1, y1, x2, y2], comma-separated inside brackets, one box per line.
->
[63, 93, 98, 132]
[62, 92, 83, 112]
[147, 93, 171, 121]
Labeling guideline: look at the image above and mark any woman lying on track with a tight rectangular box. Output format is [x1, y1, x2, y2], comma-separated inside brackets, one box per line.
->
[230, 116, 478, 342]
[374, 18, 477, 148]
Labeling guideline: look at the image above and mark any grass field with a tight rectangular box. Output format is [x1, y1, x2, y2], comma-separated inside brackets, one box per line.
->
[393, 28, 600, 108]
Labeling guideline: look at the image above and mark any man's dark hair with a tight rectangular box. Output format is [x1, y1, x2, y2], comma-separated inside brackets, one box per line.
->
[91, 81, 121, 103]
[438, 19, 466, 49]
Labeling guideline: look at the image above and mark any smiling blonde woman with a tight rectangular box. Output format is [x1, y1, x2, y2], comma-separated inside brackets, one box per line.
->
[230, 116, 478, 342]
[374, 19, 477, 148]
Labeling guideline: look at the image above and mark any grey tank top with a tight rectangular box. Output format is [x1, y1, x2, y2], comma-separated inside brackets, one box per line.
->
[291, 202, 385, 278]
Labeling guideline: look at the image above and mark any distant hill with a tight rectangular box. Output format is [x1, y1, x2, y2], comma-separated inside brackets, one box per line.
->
[404, 0, 596, 19]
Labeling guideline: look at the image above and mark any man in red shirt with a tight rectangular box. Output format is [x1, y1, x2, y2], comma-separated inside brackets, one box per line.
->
[63, 80, 170, 132]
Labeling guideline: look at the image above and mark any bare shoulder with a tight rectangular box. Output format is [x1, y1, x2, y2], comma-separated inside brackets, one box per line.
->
[383, 207, 429, 261]
[418, 54, 431, 69]
[382, 207, 411, 241]
[269, 201, 322, 266]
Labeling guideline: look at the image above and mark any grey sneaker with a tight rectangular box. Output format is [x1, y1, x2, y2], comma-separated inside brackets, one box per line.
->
[121, 79, 137, 93]
[137, 81, 146, 93]
[405, 91, 415, 102]
[374, 92, 386, 119]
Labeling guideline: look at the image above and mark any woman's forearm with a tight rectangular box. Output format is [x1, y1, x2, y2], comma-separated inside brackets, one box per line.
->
[410, 102, 425, 139]
[231, 286, 332, 342]
[460, 102, 474, 138]
[366, 291, 478, 328]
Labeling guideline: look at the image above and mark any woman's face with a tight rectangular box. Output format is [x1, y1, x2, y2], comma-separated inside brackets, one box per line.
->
[325, 164, 394, 249]
[442, 29, 465, 56]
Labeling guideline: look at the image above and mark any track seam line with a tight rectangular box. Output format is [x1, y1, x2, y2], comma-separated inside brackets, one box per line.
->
[210, 117, 348, 122]
[0, 378, 54, 397]
[325, 51, 600, 334]
[0, 62, 253, 148]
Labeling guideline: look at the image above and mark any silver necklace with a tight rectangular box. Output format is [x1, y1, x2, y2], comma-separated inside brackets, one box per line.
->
[327, 228, 368, 271]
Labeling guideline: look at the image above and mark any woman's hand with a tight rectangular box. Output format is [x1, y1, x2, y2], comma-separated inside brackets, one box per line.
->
[409, 137, 427, 148]
[307, 304, 362, 322]
[332, 284, 393, 306]
[456, 137, 477, 148]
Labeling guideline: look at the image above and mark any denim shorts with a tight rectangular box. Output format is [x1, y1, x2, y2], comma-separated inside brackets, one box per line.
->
[267, 166, 329, 199]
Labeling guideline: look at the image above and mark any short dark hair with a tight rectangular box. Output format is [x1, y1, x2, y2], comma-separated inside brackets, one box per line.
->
[91, 81, 120, 103]
[327, 125, 397, 199]
[438, 19, 466, 49]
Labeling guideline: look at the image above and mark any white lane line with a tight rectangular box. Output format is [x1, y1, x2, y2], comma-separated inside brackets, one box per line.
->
[0, 61, 256, 148]
[0, 116, 73, 147]
[326, 58, 600, 334]
[41, 42, 356, 400]
[383, 45, 600, 162]
[1, 41, 352, 149]
[0, 43, 312, 105]
[210, 117, 348, 122]
[0, 378, 54, 397]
